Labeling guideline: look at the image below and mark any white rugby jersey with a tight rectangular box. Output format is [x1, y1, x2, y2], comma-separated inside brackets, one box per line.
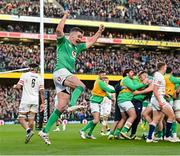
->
[102, 85, 115, 105]
[152, 71, 166, 96]
[18, 72, 44, 105]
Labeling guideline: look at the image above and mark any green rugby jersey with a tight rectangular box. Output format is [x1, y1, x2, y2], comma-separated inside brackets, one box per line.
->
[175, 84, 180, 100]
[133, 77, 146, 102]
[117, 76, 146, 103]
[54, 36, 86, 72]
[90, 79, 115, 104]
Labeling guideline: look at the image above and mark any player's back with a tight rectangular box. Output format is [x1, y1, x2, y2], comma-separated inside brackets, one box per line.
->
[20, 72, 43, 105]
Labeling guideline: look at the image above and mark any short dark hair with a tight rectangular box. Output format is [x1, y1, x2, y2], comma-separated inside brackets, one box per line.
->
[70, 27, 84, 34]
[29, 63, 39, 71]
[29, 63, 39, 68]
[98, 70, 106, 75]
[157, 62, 166, 70]
[123, 68, 133, 77]
[166, 66, 172, 74]
[138, 71, 147, 76]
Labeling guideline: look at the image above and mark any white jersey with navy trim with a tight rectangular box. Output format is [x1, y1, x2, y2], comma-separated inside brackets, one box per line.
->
[152, 71, 166, 96]
[18, 72, 44, 105]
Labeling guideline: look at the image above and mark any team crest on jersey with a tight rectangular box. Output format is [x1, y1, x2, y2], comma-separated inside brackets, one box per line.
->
[72, 51, 76, 58]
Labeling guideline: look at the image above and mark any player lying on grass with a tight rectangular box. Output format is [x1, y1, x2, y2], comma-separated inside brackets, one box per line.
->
[39, 10, 105, 145]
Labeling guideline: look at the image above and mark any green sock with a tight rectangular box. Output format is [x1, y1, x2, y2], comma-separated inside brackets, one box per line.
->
[70, 86, 84, 106]
[88, 122, 97, 136]
[114, 128, 122, 136]
[172, 122, 177, 134]
[121, 126, 129, 133]
[43, 109, 61, 133]
[157, 131, 163, 138]
[110, 130, 115, 135]
[81, 121, 94, 132]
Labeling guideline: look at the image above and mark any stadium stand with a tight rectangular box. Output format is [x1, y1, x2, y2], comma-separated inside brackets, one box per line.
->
[0, 23, 179, 41]
[0, 44, 179, 75]
[0, 0, 180, 27]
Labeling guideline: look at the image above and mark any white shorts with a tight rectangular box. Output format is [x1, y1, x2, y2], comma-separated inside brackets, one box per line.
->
[90, 103, 100, 113]
[173, 100, 180, 111]
[100, 103, 112, 116]
[53, 68, 72, 94]
[19, 104, 38, 113]
[150, 96, 169, 111]
[118, 101, 134, 113]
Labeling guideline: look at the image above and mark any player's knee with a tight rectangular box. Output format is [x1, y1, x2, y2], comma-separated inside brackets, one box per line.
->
[176, 118, 180, 123]
[56, 104, 66, 113]
[18, 114, 27, 121]
[142, 111, 146, 118]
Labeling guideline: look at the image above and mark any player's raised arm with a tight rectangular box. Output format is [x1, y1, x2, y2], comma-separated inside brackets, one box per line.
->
[56, 11, 70, 38]
[86, 24, 105, 49]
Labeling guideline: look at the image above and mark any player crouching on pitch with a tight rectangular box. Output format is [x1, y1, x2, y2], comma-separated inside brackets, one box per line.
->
[13, 63, 44, 144]
[80, 71, 115, 139]
[38, 10, 105, 145]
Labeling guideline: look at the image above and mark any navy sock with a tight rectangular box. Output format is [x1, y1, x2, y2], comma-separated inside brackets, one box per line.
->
[166, 122, 172, 138]
[147, 124, 156, 139]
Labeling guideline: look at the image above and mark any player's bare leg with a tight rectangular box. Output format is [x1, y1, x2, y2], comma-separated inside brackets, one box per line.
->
[39, 92, 70, 145]
[64, 75, 86, 107]
[101, 116, 110, 136]
[121, 108, 137, 139]
[80, 112, 99, 140]
[113, 113, 126, 139]
[161, 105, 176, 142]
[18, 112, 34, 144]
[86, 112, 99, 139]
[146, 110, 163, 143]
[142, 107, 153, 123]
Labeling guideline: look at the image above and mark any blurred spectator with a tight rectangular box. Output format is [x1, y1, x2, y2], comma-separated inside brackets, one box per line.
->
[0, 23, 179, 42]
[0, 44, 179, 75]
[0, 0, 179, 27]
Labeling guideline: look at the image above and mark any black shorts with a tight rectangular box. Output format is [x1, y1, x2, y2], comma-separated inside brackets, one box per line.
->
[114, 102, 121, 121]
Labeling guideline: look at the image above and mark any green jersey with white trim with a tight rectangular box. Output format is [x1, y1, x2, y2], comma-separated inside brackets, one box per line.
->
[54, 36, 86, 72]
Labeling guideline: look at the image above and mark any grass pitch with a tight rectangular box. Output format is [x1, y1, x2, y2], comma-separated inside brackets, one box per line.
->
[0, 124, 180, 155]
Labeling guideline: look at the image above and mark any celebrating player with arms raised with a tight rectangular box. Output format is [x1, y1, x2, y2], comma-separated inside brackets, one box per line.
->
[39, 11, 105, 145]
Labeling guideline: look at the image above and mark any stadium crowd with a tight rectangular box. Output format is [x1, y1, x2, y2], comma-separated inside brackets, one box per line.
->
[0, 23, 179, 42]
[59, 0, 180, 27]
[0, 85, 21, 120]
[0, 44, 180, 76]
[0, 84, 95, 121]
[0, 0, 180, 27]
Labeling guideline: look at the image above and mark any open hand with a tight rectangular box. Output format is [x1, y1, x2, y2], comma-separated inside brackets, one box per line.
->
[98, 24, 105, 33]
[64, 10, 70, 17]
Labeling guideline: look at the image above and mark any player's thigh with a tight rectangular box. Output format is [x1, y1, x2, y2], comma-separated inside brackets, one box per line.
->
[161, 103, 175, 118]
[56, 92, 70, 111]
[120, 112, 127, 120]
[90, 103, 100, 113]
[64, 75, 85, 89]
[121, 101, 135, 117]
[174, 100, 180, 121]
[152, 110, 163, 124]
[142, 106, 152, 116]
[18, 104, 30, 119]
[92, 112, 100, 123]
